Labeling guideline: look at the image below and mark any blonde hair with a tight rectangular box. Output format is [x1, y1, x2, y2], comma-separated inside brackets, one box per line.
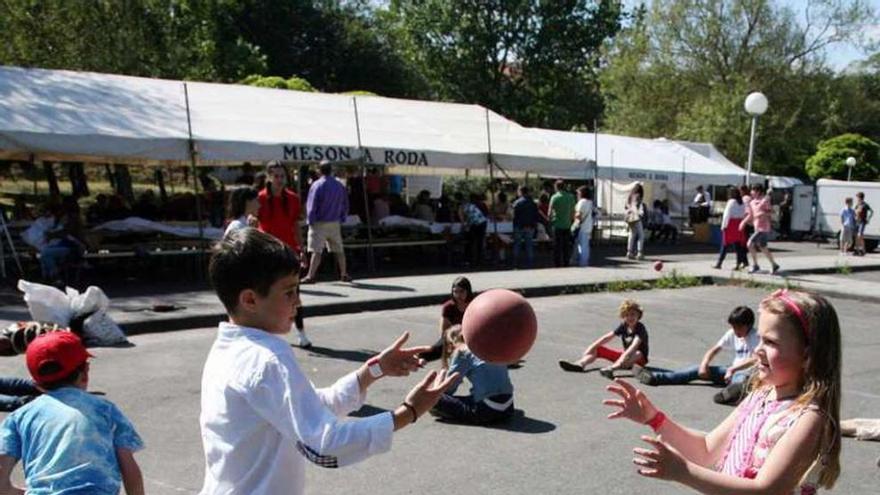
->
[751, 290, 841, 488]
[618, 299, 643, 319]
[441, 324, 465, 369]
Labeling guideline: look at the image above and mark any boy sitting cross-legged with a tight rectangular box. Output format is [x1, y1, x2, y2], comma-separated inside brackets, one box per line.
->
[200, 228, 458, 495]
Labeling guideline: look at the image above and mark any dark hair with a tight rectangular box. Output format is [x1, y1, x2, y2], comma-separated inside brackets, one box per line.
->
[554, 180, 565, 191]
[728, 305, 755, 328]
[577, 185, 591, 200]
[750, 183, 765, 194]
[38, 362, 86, 390]
[264, 161, 290, 215]
[319, 160, 333, 176]
[228, 187, 258, 220]
[729, 186, 742, 205]
[450, 276, 475, 302]
[738, 184, 750, 197]
[518, 185, 530, 196]
[497, 191, 508, 203]
[628, 183, 644, 203]
[856, 192, 864, 199]
[209, 228, 300, 313]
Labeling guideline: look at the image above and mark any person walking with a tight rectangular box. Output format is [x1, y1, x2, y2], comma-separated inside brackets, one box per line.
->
[549, 180, 576, 267]
[854, 191, 873, 256]
[511, 186, 539, 269]
[571, 186, 594, 267]
[456, 192, 489, 267]
[740, 183, 780, 274]
[713, 187, 748, 270]
[302, 160, 352, 283]
[624, 183, 647, 260]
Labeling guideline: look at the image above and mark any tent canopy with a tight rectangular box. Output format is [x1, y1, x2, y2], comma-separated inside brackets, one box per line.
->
[0, 65, 585, 173]
[530, 129, 751, 184]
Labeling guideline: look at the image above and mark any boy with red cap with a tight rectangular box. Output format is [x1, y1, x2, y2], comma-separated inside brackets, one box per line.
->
[0, 332, 144, 494]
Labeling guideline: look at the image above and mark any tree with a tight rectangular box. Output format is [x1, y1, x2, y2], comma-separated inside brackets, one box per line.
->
[0, 0, 266, 81]
[383, 0, 626, 129]
[601, 0, 877, 177]
[805, 133, 880, 180]
[240, 75, 317, 92]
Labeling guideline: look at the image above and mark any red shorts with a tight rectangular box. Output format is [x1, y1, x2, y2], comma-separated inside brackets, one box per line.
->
[596, 345, 648, 366]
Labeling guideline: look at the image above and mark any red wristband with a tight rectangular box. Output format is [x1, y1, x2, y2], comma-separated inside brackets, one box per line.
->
[645, 411, 667, 432]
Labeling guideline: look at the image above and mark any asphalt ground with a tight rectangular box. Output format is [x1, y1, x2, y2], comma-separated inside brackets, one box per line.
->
[0, 285, 878, 494]
[834, 269, 880, 283]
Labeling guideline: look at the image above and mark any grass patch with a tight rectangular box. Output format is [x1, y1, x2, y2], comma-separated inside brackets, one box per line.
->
[723, 273, 801, 291]
[835, 262, 852, 276]
[654, 269, 702, 289]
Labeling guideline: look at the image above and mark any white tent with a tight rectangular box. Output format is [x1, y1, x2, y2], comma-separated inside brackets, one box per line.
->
[0, 65, 586, 173]
[530, 129, 751, 217]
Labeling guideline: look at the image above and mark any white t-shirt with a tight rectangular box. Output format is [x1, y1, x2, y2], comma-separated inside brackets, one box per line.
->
[574, 199, 594, 233]
[716, 327, 759, 367]
[199, 323, 393, 495]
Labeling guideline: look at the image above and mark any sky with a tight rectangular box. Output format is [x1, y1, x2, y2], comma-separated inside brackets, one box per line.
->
[624, 0, 880, 71]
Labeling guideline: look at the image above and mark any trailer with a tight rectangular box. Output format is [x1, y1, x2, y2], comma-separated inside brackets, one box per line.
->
[791, 179, 879, 252]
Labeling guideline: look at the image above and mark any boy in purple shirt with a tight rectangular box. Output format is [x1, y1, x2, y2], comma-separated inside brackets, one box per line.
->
[302, 160, 351, 283]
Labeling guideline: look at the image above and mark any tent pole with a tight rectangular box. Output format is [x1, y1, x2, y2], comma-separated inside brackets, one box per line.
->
[609, 149, 614, 240]
[352, 97, 375, 273]
[485, 108, 497, 237]
[680, 156, 686, 226]
[183, 83, 205, 276]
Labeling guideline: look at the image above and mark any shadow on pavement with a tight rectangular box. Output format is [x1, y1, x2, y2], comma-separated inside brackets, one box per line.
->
[435, 409, 556, 434]
[299, 288, 347, 297]
[345, 282, 416, 292]
[301, 345, 376, 363]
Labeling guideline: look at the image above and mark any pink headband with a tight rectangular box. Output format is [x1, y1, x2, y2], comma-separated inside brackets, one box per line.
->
[770, 289, 810, 342]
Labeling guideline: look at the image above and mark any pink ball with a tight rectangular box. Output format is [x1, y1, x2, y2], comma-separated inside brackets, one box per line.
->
[653, 260, 664, 271]
[462, 289, 537, 364]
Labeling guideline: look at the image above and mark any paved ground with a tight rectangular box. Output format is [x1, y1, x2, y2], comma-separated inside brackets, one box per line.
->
[1, 286, 877, 494]
[835, 268, 880, 283]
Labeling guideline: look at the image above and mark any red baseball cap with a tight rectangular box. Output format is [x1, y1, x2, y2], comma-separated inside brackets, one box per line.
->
[26, 332, 92, 385]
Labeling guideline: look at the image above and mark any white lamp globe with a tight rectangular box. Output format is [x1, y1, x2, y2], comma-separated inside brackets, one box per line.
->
[846, 156, 857, 167]
[744, 92, 768, 116]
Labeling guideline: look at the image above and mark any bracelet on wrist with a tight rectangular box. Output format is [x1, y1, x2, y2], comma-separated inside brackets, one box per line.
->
[645, 411, 667, 432]
[401, 402, 418, 424]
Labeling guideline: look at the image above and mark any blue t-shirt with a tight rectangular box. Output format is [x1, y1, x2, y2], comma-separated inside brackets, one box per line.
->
[446, 349, 513, 402]
[0, 387, 144, 494]
[841, 207, 856, 228]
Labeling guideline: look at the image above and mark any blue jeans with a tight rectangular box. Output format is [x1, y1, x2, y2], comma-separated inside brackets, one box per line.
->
[574, 228, 591, 266]
[651, 365, 750, 386]
[0, 377, 39, 412]
[512, 227, 535, 268]
[39, 244, 73, 280]
[432, 393, 514, 425]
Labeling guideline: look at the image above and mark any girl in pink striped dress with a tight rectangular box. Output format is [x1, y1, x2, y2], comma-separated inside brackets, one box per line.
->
[603, 289, 841, 494]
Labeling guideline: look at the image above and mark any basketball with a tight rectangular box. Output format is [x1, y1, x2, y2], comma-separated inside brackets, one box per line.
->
[461, 289, 537, 364]
[653, 260, 664, 271]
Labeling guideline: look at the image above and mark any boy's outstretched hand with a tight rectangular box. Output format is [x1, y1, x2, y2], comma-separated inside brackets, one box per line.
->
[603, 378, 658, 424]
[392, 369, 460, 431]
[377, 332, 431, 377]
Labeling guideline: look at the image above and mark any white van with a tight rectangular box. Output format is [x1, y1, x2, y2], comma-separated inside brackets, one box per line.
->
[791, 179, 879, 252]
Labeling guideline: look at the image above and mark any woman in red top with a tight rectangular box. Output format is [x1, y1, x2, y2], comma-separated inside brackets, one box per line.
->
[258, 161, 311, 348]
[420, 276, 475, 362]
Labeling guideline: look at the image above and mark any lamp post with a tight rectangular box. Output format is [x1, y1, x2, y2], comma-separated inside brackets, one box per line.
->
[846, 156, 857, 181]
[744, 92, 768, 186]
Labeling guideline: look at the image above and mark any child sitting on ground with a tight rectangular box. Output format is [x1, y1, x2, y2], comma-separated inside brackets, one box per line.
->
[636, 306, 757, 388]
[0, 332, 145, 494]
[559, 298, 649, 380]
[199, 228, 458, 494]
[430, 325, 515, 425]
[603, 289, 841, 493]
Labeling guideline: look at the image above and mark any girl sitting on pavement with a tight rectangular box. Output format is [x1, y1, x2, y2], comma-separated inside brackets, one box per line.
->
[559, 299, 649, 380]
[419, 276, 475, 362]
[430, 325, 515, 425]
[603, 289, 841, 494]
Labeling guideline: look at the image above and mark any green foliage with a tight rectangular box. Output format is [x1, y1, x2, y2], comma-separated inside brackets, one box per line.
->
[442, 176, 493, 200]
[805, 133, 880, 181]
[342, 91, 379, 96]
[241, 75, 317, 92]
[385, 0, 626, 129]
[835, 262, 853, 275]
[0, 0, 266, 81]
[653, 270, 702, 289]
[600, 0, 877, 178]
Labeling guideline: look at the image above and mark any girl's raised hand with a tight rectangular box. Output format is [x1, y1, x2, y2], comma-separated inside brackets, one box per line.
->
[633, 435, 687, 481]
[603, 378, 658, 424]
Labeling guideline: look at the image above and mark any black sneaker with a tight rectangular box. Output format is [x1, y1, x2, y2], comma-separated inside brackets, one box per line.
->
[771, 263, 780, 275]
[713, 382, 745, 405]
[599, 367, 615, 380]
[748, 265, 761, 274]
[558, 360, 585, 373]
[635, 366, 656, 385]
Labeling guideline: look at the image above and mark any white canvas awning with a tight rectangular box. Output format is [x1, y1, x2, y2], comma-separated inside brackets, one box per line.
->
[0, 65, 586, 173]
[530, 129, 751, 184]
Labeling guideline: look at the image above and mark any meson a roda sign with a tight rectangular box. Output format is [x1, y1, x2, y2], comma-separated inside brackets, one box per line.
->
[282, 145, 430, 166]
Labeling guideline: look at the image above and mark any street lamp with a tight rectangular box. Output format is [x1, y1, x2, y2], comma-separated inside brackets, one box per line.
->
[744, 92, 768, 186]
[846, 156, 857, 181]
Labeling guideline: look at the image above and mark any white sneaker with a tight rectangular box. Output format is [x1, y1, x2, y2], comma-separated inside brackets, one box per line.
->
[295, 332, 313, 349]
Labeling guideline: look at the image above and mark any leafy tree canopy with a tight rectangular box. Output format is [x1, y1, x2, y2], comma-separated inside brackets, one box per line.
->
[805, 133, 880, 181]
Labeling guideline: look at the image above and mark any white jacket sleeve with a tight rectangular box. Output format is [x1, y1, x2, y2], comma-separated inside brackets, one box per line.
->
[315, 371, 366, 417]
[245, 357, 393, 468]
[721, 200, 733, 230]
